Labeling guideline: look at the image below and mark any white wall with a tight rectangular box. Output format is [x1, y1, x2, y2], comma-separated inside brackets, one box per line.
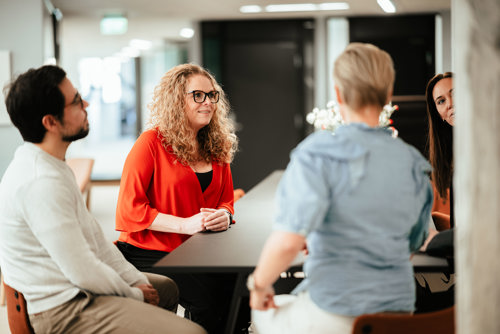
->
[58, 16, 194, 83]
[454, 0, 500, 332]
[0, 0, 47, 178]
[436, 10, 453, 73]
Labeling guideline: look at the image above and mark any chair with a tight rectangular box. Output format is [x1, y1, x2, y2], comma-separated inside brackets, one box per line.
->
[351, 305, 455, 334]
[3, 281, 35, 334]
[0, 273, 4, 306]
[66, 158, 95, 210]
[234, 188, 245, 202]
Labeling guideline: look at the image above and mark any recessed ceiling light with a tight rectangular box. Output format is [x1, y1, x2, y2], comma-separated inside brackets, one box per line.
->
[240, 5, 262, 13]
[377, 0, 396, 13]
[100, 15, 128, 35]
[264, 2, 349, 13]
[318, 2, 349, 10]
[180, 28, 195, 39]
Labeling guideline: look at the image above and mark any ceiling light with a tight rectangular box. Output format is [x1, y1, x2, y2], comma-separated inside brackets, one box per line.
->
[377, 0, 396, 13]
[180, 28, 195, 39]
[240, 5, 262, 13]
[318, 2, 349, 10]
[264, 2, 349, 13]
[100, 15, 128, 35]
[266, 4, 316, 12]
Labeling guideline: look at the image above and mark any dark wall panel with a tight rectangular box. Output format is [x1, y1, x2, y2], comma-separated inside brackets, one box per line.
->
[202, 20, 314, 191]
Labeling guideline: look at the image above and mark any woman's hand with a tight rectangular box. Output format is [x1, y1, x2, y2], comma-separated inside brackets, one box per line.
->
[249, 285, 277, 311]
[181, 212, 209, 234]
[135, 283, 160, 306]
[200, 208, 231, 231]
[419, 228, 440, 252]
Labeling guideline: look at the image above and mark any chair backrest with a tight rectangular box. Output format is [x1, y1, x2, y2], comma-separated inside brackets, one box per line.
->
[234, 188, 246, 202]
[352, 306, 455, 334]
[66, 158, 95, 209]
[3, 282, 35, 334]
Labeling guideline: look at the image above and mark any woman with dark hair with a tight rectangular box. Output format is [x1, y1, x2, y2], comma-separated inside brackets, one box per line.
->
[415, 72, 455, 313]
[425, 72, 454, 226]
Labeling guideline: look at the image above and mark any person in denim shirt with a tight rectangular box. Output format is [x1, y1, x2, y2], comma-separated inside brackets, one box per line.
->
[248, 43, 433, 334]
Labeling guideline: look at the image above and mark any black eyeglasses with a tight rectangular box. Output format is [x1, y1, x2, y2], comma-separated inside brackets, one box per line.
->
[186, 90, 220, 104]
[65, 92, 84, 108]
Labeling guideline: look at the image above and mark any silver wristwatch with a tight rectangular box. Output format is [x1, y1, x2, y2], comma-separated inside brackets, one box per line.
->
[246, 273, 263, 291]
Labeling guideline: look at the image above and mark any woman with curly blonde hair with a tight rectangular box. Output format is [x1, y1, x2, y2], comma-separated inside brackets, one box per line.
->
[115, 64, 238, 333]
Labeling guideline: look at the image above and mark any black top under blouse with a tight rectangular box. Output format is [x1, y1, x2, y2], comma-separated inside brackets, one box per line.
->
[195, 170, 213, 192]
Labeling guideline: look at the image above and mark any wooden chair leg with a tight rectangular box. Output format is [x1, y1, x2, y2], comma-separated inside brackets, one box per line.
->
[0, 273, 5, 306]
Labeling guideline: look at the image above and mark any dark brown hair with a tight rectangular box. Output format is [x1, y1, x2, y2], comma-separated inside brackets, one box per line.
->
[5, 65, 66, 143]
[425, 72, 453, 199]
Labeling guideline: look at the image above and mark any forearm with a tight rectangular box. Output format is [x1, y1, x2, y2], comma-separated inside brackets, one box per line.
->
[148, 213, 184, 233]
[252, 231, 306, 289]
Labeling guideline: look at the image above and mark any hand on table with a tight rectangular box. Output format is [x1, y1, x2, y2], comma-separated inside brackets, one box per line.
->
[135, 283, 160, 306]
[200, 208, 231, 231]
[249, 285, 277, 311]
[181, 212, 209, 234]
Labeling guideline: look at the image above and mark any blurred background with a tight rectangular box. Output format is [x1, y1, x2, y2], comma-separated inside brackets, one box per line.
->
[0, 0, 451, 192]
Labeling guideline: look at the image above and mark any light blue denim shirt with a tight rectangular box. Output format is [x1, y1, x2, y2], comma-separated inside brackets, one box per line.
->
[274, 123, 433, 316]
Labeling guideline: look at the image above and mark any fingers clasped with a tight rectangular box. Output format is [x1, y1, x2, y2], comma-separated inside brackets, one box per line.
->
[200, 208, 231, 231]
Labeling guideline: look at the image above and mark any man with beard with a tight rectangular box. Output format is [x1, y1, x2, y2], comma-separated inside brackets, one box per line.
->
[0, 65, 205, 334]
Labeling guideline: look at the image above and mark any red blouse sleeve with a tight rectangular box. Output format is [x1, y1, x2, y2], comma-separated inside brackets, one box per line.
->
[115, 131, 159, 233]
[217, 163, 235, 218]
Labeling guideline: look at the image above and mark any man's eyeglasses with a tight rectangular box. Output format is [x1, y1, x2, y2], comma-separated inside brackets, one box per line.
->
[186, 90, 220, 104]
[66, 92, 84, 109]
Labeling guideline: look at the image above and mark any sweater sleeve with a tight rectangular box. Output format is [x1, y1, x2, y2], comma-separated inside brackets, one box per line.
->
[22, 178, 144, 302]
[93, 219, 149, 287]
[116, 132, 160, 233]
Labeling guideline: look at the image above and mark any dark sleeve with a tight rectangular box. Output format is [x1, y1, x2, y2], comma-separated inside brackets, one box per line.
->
[426, 228, 454, 257]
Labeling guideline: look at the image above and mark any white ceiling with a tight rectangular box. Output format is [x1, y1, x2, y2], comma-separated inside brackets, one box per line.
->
[51, 0, 451, 21]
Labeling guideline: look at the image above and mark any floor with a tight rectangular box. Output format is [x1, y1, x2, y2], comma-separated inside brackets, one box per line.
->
[0, 184, 185, 333]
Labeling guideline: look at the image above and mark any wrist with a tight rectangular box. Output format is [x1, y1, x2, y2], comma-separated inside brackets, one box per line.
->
[247, 273, 266, 292]
[223, 209, 233, 226]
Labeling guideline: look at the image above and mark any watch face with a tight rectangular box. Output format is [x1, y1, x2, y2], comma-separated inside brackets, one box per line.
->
[246, 274, 255, 291]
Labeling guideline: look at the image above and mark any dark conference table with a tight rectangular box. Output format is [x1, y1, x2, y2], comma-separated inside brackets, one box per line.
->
[153, 170, 450, 334]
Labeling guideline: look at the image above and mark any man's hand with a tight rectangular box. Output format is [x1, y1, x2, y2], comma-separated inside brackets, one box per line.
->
[135, 283, 159, 306]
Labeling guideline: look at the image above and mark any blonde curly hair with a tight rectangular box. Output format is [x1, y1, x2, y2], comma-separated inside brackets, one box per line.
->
[147, 64, 238, 165]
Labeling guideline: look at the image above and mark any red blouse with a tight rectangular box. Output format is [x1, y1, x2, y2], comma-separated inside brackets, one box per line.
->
[116, 129, 234, 252]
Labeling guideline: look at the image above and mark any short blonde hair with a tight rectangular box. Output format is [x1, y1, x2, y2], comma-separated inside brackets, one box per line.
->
[148, 64, 238, 164]
[333, 43, 395, 110]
